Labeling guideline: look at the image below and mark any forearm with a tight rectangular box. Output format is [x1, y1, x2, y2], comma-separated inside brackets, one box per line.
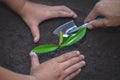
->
[0, 67, 34, 80]
[1, 0, 27, 14]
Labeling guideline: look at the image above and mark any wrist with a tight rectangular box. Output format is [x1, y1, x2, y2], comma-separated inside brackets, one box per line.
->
[18, 1, 33, 18]
[2, 0, 26, 14]
[16, 0, 28, 16]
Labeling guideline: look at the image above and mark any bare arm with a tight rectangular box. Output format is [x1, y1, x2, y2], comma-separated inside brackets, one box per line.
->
[1, 0, 26, 14]
[1, 0, 77, 43]
[0, 1, 32, 79]
[0, 67, 34, 80]
[0, 51, 85, 80]
[0, 0, 33, 79]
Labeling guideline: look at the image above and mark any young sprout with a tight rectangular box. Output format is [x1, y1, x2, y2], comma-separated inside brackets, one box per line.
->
[59, 31, 63, 48]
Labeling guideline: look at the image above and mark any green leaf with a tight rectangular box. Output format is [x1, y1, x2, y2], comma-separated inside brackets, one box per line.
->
[61, 27, 87, 47]
[32, 44, 58, 54]
[59, 31, 63, 47]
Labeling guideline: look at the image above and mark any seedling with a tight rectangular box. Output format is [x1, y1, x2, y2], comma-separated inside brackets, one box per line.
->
[32, 27, 87, 54]
[32, 16, 104, 54]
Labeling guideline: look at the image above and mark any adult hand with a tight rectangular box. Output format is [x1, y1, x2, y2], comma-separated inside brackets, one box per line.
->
[85, 0, 120, 29]
[29, 51, 85, 80]
[20, 1, 77, 43]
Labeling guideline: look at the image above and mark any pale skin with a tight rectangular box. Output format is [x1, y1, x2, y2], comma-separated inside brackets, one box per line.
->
[2, 0, 77, 43]
[0, 51, 85, 80]
[85, 0, 120, 29]
[0, 0, 85, 80]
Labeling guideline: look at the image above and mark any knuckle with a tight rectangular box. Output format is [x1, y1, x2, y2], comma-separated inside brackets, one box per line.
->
[95, 2, 104, 11]
[70, 66, 78, 71]
[57, 11, 64, 16]
[54, 67, 63, 77]
[70, 57, 79, 64]
[62, 54, 69, 59]
[70, 62, 85, 71]
[71, 67, 77, 71]
[95, 2, 102, 8]
[55, 72, 61, 77]
[104, 20, 111, 27]
[58, 65, 64, 70]
[70, 59, 75, 63]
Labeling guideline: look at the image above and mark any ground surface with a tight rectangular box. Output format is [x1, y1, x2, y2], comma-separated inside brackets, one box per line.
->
[0, 0, 120, 80]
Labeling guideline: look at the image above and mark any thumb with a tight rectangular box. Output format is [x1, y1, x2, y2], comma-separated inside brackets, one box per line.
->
[87, 18, 108, 29]
[30, 52, 40, 68]
[29, 24, 40, 43]
[85, 8, 99, 23]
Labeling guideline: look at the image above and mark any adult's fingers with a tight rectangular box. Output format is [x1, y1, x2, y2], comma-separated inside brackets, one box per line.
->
[30, 52, 39, 68]
[85, 8, 99, 23]
[87, 18, 108, 29]
[49, 6, 77, 19]
[54, 51, 80, 63]
[64, 69, 81, 80]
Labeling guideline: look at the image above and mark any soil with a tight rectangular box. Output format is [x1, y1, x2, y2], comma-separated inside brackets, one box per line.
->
[0, 0, 120, 80]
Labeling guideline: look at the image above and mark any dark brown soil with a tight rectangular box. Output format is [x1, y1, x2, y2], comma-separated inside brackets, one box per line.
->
[0, 0, 120, 80]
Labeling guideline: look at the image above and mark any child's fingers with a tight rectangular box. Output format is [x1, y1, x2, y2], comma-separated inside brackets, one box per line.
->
[64, 69, 81, 80]
[54, 51, 80, 63]
[30, 52, 39, 68]
[62, 61, 85, 79]
[56, 11, 77, 18]
[49, 6, 77, 19]
[64, 61, 85, 74]
[60, 55, 84, 69]
[57, 6, 78, 18]
[29, 24, 40, 43]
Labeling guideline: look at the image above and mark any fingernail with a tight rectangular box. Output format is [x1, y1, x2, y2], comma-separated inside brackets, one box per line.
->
[78, 69, 81, 72]
[87, 24, 93, 29]
[76, 51, 80, 55]
[81, 61, 86, 65]
[80, 55, 85, 59]
[74, 14, 78, 18]
[30, 52, 37, 57]
[70, 12, 74, 15]
[71, 12, 77, 18]
[34, 36, 39, 43]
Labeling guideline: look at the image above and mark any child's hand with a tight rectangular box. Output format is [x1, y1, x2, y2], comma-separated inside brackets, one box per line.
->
[19, 1, 77, 43]
[29, 51, 85, 80]
[85, 0, 120, 29]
